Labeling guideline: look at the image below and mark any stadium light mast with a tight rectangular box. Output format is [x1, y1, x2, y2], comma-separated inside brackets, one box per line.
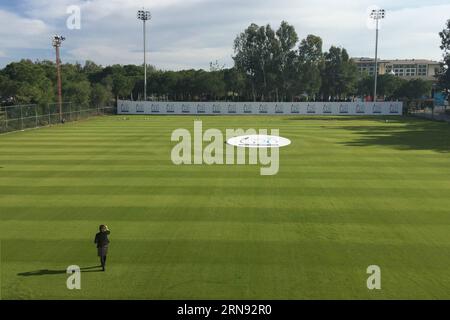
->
[137, 9, 151, 101]
[370, 8, 385, 102]
[52, 35, 65, 123]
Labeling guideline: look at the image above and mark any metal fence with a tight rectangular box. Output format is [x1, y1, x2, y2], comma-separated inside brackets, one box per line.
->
[0, 103, 115, 134]
[410, 108, 450, 122]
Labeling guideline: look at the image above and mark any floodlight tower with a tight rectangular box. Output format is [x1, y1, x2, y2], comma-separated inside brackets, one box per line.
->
[370, 8, 385, 102]
[137, 9, 151, 101]
[52, 35, 65, 122]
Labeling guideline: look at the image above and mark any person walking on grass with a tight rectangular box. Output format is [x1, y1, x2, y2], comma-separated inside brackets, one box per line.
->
[94, 224, 110, 271]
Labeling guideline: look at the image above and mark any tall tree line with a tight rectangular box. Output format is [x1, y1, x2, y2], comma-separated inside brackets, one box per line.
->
[1, 20, 443, 107]
[233, 22, 354, 101]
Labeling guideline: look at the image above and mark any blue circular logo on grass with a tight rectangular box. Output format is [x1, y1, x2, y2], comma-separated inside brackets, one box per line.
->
[227, 135, 291, 148]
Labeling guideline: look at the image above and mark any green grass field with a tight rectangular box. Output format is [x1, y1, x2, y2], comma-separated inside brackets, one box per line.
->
[0, 115, 449, 299]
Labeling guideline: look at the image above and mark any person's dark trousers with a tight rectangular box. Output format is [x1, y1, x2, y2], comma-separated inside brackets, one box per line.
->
[100, 256, 107, 270]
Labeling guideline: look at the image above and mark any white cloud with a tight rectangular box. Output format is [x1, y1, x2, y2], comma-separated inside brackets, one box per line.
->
[369, 4, 450, 60]
[1, 0, 448, 68]
[22, 0, 199, 20]
[0, 9, 50, 49]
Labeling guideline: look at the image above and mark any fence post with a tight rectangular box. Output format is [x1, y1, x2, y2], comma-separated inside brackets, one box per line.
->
[20, 105, 23, 130]
[48, 103, 51, 125]
[5, 106, 8, 130]
[35, 104, 38, 128]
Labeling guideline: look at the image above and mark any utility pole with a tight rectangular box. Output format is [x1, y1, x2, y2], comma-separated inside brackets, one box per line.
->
[370, 9, 385, 102]
[52, 35, 65, 122]
[137, 9, 151, 101]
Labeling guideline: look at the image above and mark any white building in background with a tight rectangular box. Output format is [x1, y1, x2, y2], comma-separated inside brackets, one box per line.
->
[352, 58, 441, 81]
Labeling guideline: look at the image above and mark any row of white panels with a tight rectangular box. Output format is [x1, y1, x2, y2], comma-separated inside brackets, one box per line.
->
[117, 100, 403, 115]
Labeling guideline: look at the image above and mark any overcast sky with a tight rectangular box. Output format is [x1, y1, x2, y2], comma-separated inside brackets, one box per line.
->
[0, 0, 449, 70]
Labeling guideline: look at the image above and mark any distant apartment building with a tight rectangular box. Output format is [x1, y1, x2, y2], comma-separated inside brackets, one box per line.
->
[352, 58, 441, 81]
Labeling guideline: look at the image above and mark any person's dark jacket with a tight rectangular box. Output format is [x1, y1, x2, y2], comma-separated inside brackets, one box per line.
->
[94, 230, 110, 248]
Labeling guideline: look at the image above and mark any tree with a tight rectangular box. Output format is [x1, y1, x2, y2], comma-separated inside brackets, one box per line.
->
[0, 74, 17, 104]
[356, 74, 373, 99]
[224, 68, 246, 101]
[162, 71, 179, 100]
[297, 35, 324, 100]
[63, 80, 91, 107]
[83, 60, 103, 77]
[321, 46, 358, 100]
[395, 79, 432, 100]
[377, 74, 404, 99]
[2, 60, 54, 105]
[234, 23, 278, 101]
[257, 24, 282, 101]
[112, 73, 134, 100]
[438, 19, 450, 103]
[91, 83, 112, 108]
[1, 20, 370, 106]
[276, 21, 298, 101]
[206, 71, 226, 100]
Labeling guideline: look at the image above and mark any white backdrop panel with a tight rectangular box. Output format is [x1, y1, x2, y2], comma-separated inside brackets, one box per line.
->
[117, 100, 403, 116]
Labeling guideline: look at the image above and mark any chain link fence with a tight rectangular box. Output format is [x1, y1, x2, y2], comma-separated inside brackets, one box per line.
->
[410, 108, 450, 122]
[0, 103, 115, 134]
[406, 100, 450, 123]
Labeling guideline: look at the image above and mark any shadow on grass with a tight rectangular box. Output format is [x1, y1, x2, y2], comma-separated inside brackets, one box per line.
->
[337, 118, 450, 153]
[284, 115, 399, 121]
[18, 266, 102, 276]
